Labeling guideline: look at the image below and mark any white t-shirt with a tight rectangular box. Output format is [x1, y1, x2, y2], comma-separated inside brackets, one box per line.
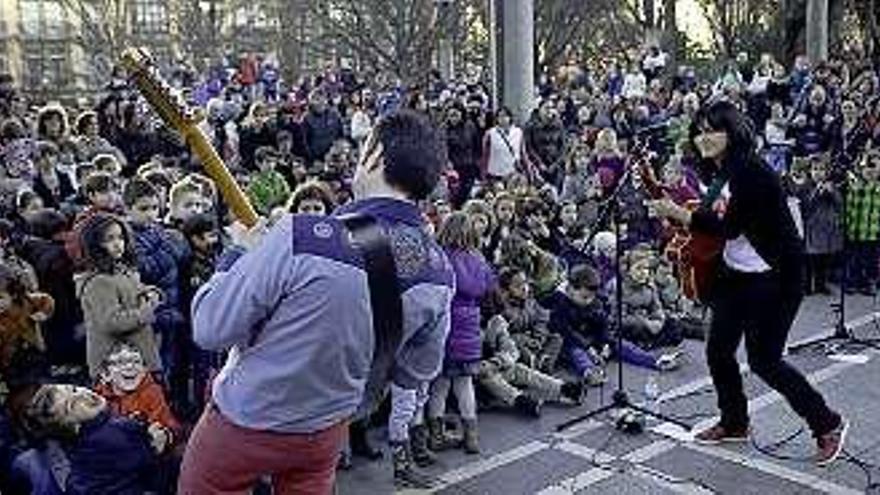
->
[718, 183, 772, 273]
[622, 72, 647, 100]
[487, 126, 524, 178]
[724, 235, 772, 273]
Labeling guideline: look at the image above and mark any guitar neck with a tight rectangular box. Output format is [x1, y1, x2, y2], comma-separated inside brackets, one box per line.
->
[184, 125, 259, 227]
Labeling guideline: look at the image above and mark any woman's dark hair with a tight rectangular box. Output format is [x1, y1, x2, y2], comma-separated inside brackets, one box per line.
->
[373, 109, 447, 201]
[495, 107, 513, 121]
[75, 111, 98, 135]
[181, 212, 217, 239]
[33, 140, 59, 160]
[287, 181, 336, 214]
[80, 213, 137, 273]
[689, 99, 758, 177]
[36, 105, 68, 139]
[26, 208, 68, 239]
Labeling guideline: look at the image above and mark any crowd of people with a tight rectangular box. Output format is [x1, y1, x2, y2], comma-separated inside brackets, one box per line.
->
[0, 43, 878, 493]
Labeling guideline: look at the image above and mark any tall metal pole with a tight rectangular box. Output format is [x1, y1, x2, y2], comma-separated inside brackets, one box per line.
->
[806, 0, 829, 64]
[436, 0, 455, 81]
[490, 0, 534, 122]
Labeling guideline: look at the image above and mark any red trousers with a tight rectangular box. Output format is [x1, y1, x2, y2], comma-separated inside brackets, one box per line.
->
[178, 405, 347, 495]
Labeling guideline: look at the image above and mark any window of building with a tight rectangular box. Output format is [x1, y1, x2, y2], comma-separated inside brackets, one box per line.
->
[22, 42, 72, 91]
[19, 0, 67, 39]
[132, 0, 169, 36]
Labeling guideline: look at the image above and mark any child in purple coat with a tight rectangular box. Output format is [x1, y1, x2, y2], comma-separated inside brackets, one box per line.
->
[427, 212, 496, 455]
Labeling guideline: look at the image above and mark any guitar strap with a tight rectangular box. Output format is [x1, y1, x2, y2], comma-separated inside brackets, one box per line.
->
[338, 213, 404, 416]
[701, 176, 728, 210]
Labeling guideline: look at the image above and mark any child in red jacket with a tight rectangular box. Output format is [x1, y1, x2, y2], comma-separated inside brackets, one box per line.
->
[94, 342, 180, 451]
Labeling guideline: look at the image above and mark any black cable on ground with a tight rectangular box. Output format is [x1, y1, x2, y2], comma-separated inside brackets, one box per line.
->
[749, 427, 880, 493]
[749, 427, 815, 462]
[841, 449, 880, 493]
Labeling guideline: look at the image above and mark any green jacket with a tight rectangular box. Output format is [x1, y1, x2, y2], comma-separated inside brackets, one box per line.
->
[846, 180, 880, 242]
[247, 170, 291, 215]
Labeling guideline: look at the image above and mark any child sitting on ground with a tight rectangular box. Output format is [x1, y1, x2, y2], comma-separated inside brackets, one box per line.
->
[477, 314, 585, 417]
[654, 258, 707, 341]
[620, 249, 685, 350]
[541, 264, 679, 386]
[496, 267, 562, 373]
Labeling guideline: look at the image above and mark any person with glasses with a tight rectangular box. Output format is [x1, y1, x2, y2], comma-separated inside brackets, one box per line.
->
[648, 100, 848, 465]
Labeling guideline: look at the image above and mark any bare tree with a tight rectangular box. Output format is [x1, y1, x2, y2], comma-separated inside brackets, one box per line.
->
[695, 0, 783, 59]
[298, 0, 440, 85]
[60, 0, 130, 84]
[536, 0, 644, 70]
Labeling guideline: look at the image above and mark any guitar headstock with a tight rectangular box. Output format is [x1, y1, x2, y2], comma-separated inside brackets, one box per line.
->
[119, 47, 200, 134]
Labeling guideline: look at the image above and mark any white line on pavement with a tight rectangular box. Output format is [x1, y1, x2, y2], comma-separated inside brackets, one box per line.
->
[682, 442, 863, 495]
[424, 419, 606, 492]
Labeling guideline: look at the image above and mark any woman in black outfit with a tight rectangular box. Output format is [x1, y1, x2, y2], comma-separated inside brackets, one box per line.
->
[649, 100, 847, 465]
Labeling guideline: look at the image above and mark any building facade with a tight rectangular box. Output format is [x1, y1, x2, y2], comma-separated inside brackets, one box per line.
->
[0, 0, 330, 101]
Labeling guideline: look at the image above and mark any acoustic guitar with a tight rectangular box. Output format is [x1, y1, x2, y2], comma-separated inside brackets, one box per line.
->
[119, 47, 259, 227]
[637, 154, 724, 303]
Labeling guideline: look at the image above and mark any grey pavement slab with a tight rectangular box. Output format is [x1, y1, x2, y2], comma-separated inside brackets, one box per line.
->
[434, 448, 588, 495]
[641, 444, 828, 495]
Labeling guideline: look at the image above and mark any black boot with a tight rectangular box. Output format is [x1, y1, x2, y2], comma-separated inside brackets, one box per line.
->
[513, 394, 542, 418]
[427, 417, 455, 451]
[349, 420, 383, 460]
[410, 424, 437, 467]
[462, 419, 481, 454]
[561, 381, 586, 405]
[392, 441, 441, 489]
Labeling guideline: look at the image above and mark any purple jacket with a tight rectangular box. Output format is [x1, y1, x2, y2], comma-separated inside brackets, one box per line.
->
[445, 249, 496, 363]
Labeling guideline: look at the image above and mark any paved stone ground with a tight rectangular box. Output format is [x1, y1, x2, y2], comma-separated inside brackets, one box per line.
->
[337, 290, 880, 494]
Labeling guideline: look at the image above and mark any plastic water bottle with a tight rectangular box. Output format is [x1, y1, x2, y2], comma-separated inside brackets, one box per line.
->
[644, 375, 660, 411]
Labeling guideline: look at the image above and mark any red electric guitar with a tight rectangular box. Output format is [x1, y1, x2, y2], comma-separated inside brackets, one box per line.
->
[636, 153, 724, 303]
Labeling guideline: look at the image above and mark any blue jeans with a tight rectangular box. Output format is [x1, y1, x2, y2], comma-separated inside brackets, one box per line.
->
[564, 338, 657, 377]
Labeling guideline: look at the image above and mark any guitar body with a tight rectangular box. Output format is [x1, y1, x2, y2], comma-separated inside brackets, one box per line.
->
[665, 219, 724, 302]
[638, 160, 723, 303]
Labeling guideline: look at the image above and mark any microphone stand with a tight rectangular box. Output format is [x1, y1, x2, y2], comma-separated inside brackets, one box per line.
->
[557, 154, 691, 433]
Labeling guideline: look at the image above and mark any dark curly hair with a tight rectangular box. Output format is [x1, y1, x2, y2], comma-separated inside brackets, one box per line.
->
[371, 109, 448, 201]
[80, 213, 137, 274]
